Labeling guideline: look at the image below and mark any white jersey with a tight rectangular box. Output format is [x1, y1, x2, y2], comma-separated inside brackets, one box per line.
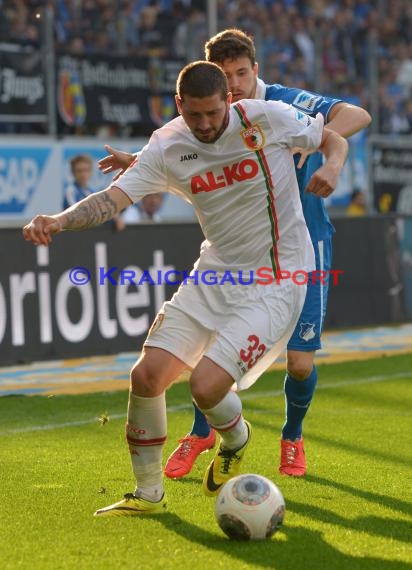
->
[115, 98, 322, 278]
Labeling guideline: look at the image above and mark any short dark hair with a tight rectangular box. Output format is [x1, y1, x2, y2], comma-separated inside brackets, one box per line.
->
[176, 61, 229, 101]
[70, 154, 93, 172]
[205, 29, 256, 67]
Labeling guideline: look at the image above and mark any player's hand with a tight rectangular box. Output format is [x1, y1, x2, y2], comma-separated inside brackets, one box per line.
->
[98, 145, 136, 181]
[305, 163, 340, 198]
[22, 215, 63, 246]
[291, 147, 315, 169]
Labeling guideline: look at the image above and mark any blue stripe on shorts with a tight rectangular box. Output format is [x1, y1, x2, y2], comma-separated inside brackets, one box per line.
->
[287, 237, 333, 351]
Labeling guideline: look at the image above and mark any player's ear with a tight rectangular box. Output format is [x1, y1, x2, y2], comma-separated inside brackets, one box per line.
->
[253, 62, 258, 76]
[175, 94, 182, 114]
[227, 92, 233, 105]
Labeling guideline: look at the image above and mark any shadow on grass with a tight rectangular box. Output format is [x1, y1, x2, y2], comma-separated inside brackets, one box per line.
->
[287, 498, 411, 544]
[305, 474, 412, 518]
[164, 476, 202, 485]
[313, 378, 412, 411]
[246, 415, 412, 469]
[151, 512, 410, 570]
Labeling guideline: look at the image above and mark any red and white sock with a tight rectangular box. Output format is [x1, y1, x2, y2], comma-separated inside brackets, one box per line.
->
[126, 392, 166, 502]
[200, 391, 248, 450]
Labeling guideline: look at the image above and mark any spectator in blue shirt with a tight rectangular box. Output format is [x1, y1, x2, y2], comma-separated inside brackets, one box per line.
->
[63, 154, 94, 209]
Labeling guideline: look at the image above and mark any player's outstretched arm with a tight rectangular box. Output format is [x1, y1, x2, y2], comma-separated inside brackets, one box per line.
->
[22, 187, 131, 246]
[326, 102, 372, 138]
[305, 128, 348, 198]
[98, 145, 136, 180]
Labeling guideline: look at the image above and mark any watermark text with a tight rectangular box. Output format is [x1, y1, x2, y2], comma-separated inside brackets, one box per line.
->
[69, 267, 343, 286]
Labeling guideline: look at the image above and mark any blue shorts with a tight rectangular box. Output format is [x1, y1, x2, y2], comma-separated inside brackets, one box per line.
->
[287, 238, 333, 352]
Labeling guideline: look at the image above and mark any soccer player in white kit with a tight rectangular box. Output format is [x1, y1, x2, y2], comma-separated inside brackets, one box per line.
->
[23, 61, 348, 516]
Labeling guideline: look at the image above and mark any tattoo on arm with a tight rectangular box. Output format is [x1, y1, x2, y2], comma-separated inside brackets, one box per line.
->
[64, 191, 119, 230]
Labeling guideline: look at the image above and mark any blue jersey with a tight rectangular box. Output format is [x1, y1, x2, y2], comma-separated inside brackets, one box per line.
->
[263, 82, 342, 242]
[63, 182, 93, 209]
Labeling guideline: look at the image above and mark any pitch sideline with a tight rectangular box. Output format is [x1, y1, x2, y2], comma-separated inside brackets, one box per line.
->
[1, 369, 409, 436]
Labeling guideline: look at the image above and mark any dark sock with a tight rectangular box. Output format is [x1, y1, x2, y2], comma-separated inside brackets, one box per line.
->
[281, 366, 317, 441]
[190, 401, 211, 437]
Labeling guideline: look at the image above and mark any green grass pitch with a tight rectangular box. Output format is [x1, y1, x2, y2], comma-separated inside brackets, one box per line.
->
[1, 354, 411, 570]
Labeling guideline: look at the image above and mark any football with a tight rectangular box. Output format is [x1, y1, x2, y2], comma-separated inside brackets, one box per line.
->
[215, 474, 285, 540]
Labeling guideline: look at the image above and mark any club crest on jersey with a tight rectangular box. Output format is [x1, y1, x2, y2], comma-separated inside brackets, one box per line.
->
[240, 125, 265, 151]
[299, 323, 316, 342]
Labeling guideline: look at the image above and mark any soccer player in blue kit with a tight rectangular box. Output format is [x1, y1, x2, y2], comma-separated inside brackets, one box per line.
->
[99, 29, 371, 479]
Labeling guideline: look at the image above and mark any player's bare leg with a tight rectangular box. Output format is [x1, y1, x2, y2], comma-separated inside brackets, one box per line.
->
[190, 357, 251, 497]
[94, 347, 186, 517]
[279, 350, 317, 477]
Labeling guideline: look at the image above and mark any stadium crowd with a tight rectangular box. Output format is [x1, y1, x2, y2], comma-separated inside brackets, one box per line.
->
[0, 0, 411, 134]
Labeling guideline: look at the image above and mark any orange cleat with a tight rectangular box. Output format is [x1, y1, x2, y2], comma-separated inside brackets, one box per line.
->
[279, 437, 306, 476]
[164, 430, 216, 479]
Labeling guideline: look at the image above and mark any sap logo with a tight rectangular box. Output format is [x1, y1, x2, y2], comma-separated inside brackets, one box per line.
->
[299, 323, 316, 342]
[293, 92, 321, 113]
[191, 158, 259, 194]
[180, 153, 198, 162]
[0, 149, 49, 213]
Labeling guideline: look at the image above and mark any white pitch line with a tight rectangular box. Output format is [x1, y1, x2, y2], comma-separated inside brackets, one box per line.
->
[1, 370, 410, 436]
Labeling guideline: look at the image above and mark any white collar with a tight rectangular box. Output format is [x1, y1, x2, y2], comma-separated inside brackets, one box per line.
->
[255, 77, 267, 100]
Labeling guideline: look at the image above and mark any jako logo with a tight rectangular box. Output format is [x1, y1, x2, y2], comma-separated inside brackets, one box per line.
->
[180, 153, 198, 162]
[191, 158, 259, 194]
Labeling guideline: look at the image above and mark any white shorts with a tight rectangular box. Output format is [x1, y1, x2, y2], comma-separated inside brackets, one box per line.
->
[145, 278, 306, 391]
